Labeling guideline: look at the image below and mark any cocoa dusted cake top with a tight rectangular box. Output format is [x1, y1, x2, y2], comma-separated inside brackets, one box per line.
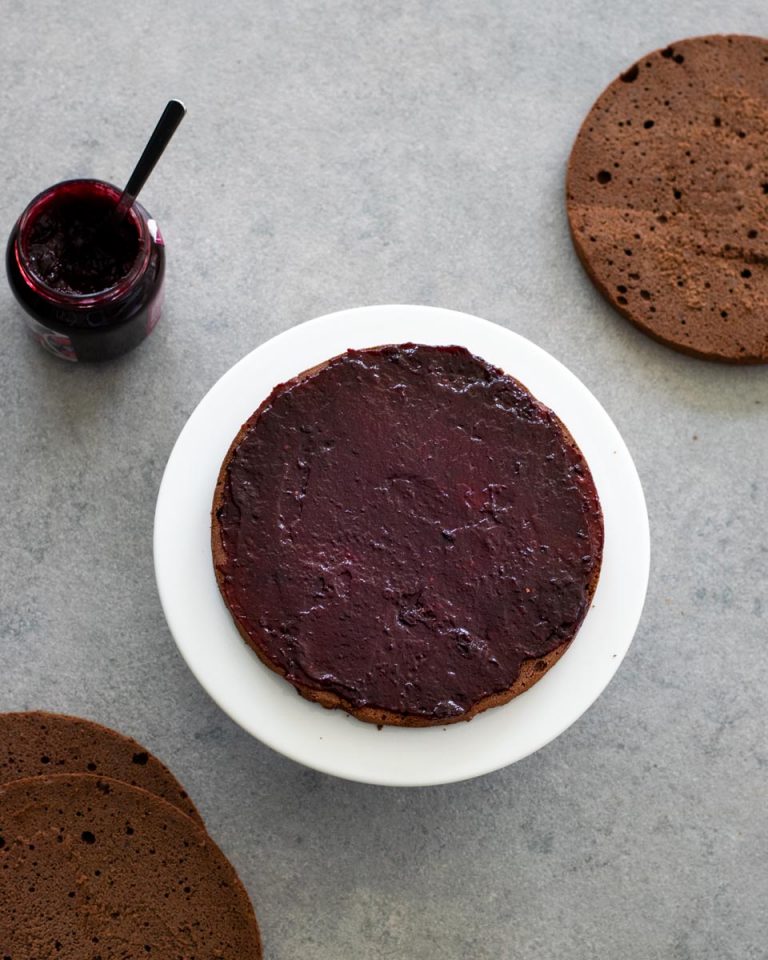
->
[213, 344, 603, 722]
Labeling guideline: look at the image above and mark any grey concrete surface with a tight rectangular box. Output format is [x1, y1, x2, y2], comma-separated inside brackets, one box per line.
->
[1, 2, 767, 957]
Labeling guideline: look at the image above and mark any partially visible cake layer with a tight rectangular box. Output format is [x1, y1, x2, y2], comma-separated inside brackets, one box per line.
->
[0, 710, 201, 823]
[567, 34, 768, 362]
[0, 774, 262, 958]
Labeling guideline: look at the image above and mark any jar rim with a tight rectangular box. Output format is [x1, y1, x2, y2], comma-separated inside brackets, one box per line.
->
[13, 178, 152, 307]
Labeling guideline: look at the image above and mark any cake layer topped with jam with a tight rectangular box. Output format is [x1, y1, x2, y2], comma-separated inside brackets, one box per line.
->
[213, 344, 603, 723]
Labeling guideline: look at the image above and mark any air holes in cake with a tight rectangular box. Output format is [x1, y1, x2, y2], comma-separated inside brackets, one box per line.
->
[673, 189, 682, 200]
[640, 290, 651, 300]
[721, 310, 728, 318]
[617, 296, 628, 305]
[132, 752, 149, 766]
[748, 229, 758, 238]
[714, 116, 721, 127]
[741, 269, 752, 278]
[596, 170, 612, 184]
[81, 831, 96, 844]
[620, 63, 639, 82]
[644, 119, 654, 129]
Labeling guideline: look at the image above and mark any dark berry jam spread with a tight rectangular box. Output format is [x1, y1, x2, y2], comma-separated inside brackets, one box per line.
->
[26, 191, 139, 295]
[214, 344, 604, 720]
[6, 179, 165, 361]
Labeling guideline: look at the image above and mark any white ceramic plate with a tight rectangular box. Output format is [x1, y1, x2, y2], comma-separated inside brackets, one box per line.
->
[154, 305, 649, 786]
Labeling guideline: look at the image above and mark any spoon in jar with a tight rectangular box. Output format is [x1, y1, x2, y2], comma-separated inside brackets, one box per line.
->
[112, 99, 187, 223]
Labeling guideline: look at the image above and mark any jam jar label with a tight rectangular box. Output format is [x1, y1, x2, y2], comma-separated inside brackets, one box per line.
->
[23, 313, 77, 362]
[148, 219, 164, 245]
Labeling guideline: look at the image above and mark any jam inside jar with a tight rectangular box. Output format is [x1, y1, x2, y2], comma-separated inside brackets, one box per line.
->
[6, 179, 165, 361]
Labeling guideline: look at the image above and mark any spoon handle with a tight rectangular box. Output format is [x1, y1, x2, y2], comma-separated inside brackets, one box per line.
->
[116, 99, 186, 216]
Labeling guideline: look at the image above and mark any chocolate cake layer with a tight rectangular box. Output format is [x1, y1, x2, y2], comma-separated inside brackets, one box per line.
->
[567, 34, 768, 362]
[213, 344, 603, 724]
[0, 711, 201, 823]
[0, 774, 262, 958]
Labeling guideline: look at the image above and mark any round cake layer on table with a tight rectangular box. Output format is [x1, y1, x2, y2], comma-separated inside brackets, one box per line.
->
[0, 710, 201, 823]
[0, 774, 262, 958]
[567, 34, 768, 362]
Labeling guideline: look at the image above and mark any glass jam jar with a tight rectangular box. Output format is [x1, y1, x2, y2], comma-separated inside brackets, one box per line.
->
[6, 179, 165, 361]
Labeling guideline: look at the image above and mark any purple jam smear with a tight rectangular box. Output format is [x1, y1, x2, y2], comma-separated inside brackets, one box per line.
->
[214, 344, 604, 720]
[26, 189, 139, 295]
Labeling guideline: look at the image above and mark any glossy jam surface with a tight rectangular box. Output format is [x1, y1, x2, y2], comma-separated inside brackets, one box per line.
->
[25, 190, 139, 295]
[215, 344, 604, 720]
[6, 179, 165, 361]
